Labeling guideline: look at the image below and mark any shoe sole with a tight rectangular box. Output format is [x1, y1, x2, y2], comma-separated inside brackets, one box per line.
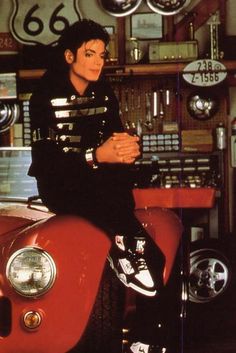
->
[107, 255, 157, 297]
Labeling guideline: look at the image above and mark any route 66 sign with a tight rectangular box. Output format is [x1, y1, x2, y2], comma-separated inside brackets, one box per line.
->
[10, 0, 82, 46]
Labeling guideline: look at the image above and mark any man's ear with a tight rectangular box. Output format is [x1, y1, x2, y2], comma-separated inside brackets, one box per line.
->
[64, 49, 74, 64]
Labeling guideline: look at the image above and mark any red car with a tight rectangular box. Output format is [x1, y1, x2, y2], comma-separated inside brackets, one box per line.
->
[0, 147, 182, 353]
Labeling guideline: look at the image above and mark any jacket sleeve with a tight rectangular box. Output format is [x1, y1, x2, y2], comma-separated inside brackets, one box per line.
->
[29, 72, 93, 178]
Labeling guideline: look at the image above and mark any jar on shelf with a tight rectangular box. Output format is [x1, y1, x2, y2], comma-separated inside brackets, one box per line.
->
[126, 37, 143, 64]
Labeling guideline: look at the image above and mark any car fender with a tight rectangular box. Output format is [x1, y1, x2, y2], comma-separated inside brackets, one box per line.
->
[0, 215, 111, 353]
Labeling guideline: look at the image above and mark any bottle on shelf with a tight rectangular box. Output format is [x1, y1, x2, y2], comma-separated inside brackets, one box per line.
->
[216, 122, 226, 150]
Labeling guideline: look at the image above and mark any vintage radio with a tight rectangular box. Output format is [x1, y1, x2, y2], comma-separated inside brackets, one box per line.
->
[149, 41, 198, 63]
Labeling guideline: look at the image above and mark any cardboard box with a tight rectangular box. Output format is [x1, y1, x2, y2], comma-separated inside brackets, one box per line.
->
[181, 129, 213, 152]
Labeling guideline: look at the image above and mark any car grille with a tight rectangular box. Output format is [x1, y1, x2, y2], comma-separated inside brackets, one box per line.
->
[0, 297, 11, 337]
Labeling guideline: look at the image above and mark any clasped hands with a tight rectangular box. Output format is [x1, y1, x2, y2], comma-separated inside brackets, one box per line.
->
[95, 132, 140, 164]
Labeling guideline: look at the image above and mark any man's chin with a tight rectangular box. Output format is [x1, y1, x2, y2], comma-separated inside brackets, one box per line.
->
[87, 76, 99, 82]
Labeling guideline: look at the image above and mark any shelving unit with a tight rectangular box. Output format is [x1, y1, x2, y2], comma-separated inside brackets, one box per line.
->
[1, 0, 234, 237]
[14, 59, 235, 236]
[18, 60, 236, 79]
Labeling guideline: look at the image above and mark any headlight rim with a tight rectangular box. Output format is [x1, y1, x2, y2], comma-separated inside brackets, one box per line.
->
[6, 246, 57, 298]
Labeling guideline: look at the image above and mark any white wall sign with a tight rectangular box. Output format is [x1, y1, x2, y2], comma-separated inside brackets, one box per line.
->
[183, 59, 227, 87]
[10, 0, 82, 46]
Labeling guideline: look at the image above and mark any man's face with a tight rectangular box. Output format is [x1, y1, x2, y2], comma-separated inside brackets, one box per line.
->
[69, 39, 106, 82]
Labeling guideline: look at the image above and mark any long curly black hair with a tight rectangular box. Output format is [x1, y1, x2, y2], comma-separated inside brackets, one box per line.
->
[52, 19, 110, 72]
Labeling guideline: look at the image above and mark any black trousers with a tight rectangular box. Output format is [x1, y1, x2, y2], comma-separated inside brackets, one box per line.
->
[37, 178, 158, 240]
[37, 178, 166, 346]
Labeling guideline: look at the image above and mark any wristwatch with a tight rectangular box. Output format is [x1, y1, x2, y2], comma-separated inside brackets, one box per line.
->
[85, 148, 98, 169]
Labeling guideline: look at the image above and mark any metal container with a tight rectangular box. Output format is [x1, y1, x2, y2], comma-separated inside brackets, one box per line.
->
[231, 117, 236, 135]
[216, 123, 226, 150]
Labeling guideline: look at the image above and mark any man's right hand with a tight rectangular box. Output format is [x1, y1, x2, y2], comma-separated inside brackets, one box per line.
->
[95, 132, 140, 164]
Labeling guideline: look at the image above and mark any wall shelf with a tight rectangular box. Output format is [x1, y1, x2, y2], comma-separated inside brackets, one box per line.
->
[18, 60, 236, 80]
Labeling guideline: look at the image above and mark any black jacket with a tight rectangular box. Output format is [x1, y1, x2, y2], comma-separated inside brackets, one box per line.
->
[28, 69, 135, 223]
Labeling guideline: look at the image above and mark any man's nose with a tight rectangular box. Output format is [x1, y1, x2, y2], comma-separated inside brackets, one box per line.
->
[95, 55, 103, 65]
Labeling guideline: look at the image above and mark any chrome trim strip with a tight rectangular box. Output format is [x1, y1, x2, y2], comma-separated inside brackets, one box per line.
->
[54, 106, 107, 118]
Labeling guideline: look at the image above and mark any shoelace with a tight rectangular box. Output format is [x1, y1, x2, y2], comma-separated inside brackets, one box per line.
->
[136, 257, 148, 271]
[127, 252, 148, 272]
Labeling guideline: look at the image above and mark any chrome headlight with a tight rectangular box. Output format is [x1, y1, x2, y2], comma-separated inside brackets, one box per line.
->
[6, 247, 56, 297]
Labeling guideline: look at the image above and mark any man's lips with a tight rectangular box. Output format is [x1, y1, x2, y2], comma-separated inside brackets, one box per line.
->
[90, 69, 101, 74]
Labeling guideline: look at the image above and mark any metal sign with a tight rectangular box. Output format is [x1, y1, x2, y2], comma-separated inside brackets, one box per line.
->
[10, 0, 82, 46]
[183, 59, 227, 87]
[0, 32, 19, 54]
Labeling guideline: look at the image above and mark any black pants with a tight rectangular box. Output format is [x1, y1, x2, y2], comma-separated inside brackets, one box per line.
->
[37, 178, 166, 346]
[37, 178, 159, 240]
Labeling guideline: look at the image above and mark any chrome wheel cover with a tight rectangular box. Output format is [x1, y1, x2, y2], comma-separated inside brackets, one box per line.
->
[98, 0, 142, 17]
[146, 0, 191, 16]
[189, 248, 230, 303]
[0, 101, 19, 133]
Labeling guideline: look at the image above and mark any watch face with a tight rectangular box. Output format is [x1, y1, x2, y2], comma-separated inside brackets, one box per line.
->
[146, 0, 191, 15]
[98, 0, 142, 17]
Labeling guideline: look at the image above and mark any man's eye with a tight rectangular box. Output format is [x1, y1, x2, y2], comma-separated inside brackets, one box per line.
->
[85, 52, 93, 57]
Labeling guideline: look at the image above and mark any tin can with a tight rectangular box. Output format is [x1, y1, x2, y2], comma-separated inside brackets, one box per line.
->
[231, 117, 236, 135]
[216, 123, 226, 150]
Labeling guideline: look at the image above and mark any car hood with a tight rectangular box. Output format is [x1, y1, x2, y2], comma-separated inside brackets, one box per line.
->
[0, 201, 53, 236]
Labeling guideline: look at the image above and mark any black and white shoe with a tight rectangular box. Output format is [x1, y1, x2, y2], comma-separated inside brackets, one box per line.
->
[107, 235, 157, 297]
[129, 341, 167, 353]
